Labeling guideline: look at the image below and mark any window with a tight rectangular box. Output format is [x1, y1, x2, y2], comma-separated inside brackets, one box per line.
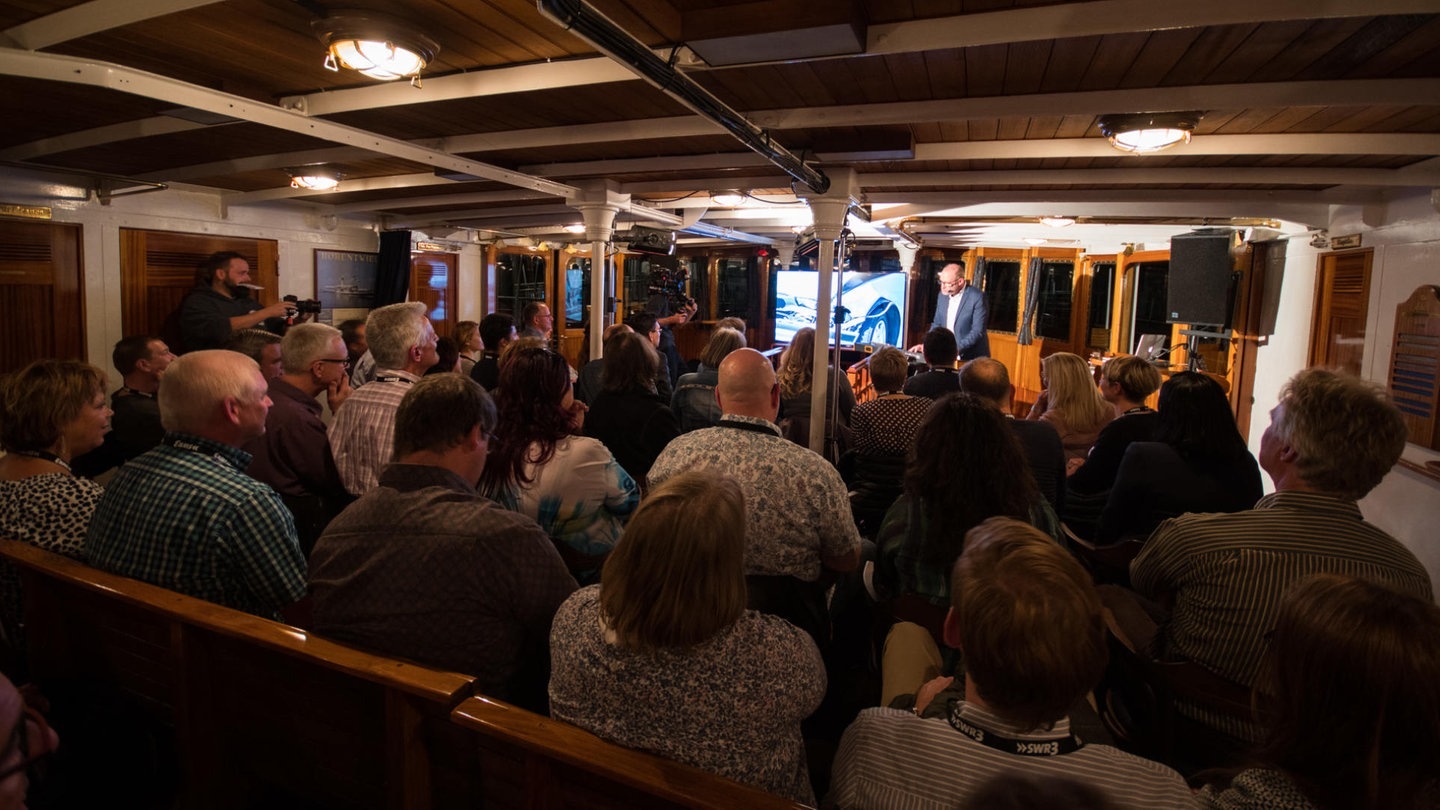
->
[1035, 260, 1075, 340]
[563, 257, 591, 328]
[717, 257, 750, 319]
[496, 253, 547, 323]
[982, 260, 1021, 333]
[1087, 261, 1115, 352]
[1131, 261, 1170, 354]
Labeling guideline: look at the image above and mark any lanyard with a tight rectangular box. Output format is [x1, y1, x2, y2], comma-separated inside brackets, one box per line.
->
[946, 703, 1084, 757]
[374, 375, 415, 385]
[10, 449, 70, 473]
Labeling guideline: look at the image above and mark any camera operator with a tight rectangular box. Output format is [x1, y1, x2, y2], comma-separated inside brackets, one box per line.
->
[180, 251, 315, 352]
[645, 282, 697, 385]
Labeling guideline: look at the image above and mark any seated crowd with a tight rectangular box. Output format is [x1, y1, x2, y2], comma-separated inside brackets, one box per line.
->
[1, 284, 1437, 809]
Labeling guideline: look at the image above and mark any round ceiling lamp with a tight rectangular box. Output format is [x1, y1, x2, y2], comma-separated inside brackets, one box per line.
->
[313, 13, 439, 82]
[1040, 216, 1075, 228]
[1098, 112, 1202, 154]
[711, 191, 746, 207]
[288, 168, 341, 191]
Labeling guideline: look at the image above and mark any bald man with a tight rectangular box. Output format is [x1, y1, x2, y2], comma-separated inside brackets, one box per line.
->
[87, 350, 306, 619]
[912, 263, 988, 361]
[959, 358, 1066, 515]
[648, 348, 861, 641]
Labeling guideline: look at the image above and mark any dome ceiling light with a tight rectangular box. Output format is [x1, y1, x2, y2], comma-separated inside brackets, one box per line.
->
[1097, 112, 1202, 154]
[313, 12, 439, 84]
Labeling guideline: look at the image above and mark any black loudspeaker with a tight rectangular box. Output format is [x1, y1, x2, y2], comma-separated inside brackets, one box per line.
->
[1167, 230, 1234, 326]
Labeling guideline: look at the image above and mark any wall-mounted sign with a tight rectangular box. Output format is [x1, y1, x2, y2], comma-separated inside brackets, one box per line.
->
[1330, 233, 1362, 249]
[415, 241, 458, 253]
[0, 204, 52, 220]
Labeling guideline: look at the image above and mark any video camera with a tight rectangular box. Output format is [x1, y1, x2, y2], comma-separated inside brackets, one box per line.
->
[283, 294, 322, 316]
[648, 265, 695, 313]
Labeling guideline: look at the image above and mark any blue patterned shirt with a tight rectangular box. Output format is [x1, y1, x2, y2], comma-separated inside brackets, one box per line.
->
[85, 432, 306, 618]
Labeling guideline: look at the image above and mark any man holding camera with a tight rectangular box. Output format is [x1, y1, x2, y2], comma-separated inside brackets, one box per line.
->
[180, 251, 313, 352]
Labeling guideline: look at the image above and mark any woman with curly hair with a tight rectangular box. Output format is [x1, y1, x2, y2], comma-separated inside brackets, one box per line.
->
[1027, 351, 1113, 472]
[874, 393, 1059, 623]
[479, 346, 638, 582]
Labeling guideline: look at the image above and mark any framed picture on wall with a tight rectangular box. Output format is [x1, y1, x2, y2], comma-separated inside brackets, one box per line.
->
[314, 249, 379, 325]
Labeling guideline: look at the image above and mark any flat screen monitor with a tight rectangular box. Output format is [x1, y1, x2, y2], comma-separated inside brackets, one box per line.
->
[774, 271, 908, 348]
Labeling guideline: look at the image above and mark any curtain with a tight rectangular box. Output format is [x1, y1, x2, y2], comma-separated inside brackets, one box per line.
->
[972, 256, 987, 290]
[1017, 256, 1043, 345]
[373, 230, 412, 308]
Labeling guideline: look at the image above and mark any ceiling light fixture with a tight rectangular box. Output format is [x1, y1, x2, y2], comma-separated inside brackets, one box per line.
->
[564, 223, 586, 234]
[711, 191, 746, 207]
[1024, 238, 1047, 246]
[1040, 216, 1075, 228]
[314, 13, 439, 83]
[1097, 112, 1202, 154]
[288, 168, 341, 191]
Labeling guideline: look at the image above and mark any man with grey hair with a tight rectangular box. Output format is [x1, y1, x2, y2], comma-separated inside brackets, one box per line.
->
[310, 374, 576, 711]
[328, 302, 439, 496]
[244, 322, 354, 554]
[86, 350, 306, 619]
[1127, 367, 1432, 739]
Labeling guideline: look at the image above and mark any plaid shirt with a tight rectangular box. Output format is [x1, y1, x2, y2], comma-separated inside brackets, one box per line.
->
[329, 368, 418, 496]
[85, 432, 306, 618]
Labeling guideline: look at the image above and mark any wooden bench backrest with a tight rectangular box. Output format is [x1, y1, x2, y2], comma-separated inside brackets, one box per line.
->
[450, 696, 812, 810]
[0, 539, 476, 809]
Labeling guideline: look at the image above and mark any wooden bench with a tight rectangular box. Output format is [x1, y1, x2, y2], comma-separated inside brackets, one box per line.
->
[1, 539, 478, 809]
[4, 540, 816, 809]
[450, 696, 810, 809]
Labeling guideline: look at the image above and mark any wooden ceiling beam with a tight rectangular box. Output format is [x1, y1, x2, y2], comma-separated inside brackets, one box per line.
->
[1, 0, 222, 50]
[911, 133, 1440, 160]
[862, 166, 1440, 188]
[0, 116, 209, 161]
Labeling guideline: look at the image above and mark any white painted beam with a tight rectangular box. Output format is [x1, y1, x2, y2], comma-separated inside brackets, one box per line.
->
[226, 173, 455, 204]
[2, 0, 222, 50]
[862, 167, 1440, 187]
[0, 116, 208, 160]
[912, 133, 1440, 161]
[0, 48, 576, 198]
[331, 189, 552, 214]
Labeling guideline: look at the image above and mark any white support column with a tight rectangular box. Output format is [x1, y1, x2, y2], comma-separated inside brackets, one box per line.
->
[569, 181, 628, 361]
[775, 244, 796, 270]
[797, 169, 859, 455]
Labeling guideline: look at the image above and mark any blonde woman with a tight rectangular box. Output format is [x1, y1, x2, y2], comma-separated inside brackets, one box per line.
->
[453, 320, 481, 375]
[1027, 352, 1113, 472]
[776, 328, 856, 455]
[548, 469, 824, 803]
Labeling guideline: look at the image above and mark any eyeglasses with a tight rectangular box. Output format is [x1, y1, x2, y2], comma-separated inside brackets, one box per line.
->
[0, 704, 56, 782]
[317, 357, 352, 370]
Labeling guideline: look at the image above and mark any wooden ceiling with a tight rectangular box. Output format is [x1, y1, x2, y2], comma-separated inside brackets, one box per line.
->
[1, 0, 1438, 249]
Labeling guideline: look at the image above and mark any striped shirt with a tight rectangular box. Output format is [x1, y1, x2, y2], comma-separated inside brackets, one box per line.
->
[85, 433, 306, 618]
[828, 703, 1197, 810]
[329, 368, 418, 496]
[1130, 490, 1433, 737]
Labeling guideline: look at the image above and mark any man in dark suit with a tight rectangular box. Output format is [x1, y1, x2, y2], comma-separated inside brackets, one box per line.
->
[960, 357, 1065, 517]
[921, 263, 988, 360]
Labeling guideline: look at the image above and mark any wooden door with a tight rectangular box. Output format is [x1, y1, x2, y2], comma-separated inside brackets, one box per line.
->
[409, 251, 456, 338]
[1308, 249, 1373, 375]
[120, 229, 278, 352]
[0, 219, 85, 372]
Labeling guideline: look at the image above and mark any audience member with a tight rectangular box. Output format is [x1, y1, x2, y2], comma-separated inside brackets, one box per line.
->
[624, 311, 672, 399]
[0, 670, 59, 809]
[519, 301, 553, 341]
[583, 331, 680, 485]
[1096, 372, 1261, 544]
[309, 374, 576, 711]
[574, 322, 631, 404]
[242, 322, 353, 556]
[71, 335, 173, 477]
[338, 318, 368, 368]
[851, 346, 929, 457]
[469, 313, 516, 391]
[875, 393, 1058, 622]
[959, 358, 1065, 516]
[715, 316, 747, 334]
[645, 293, 696, 385]
[1067, 355, 1163, 495]
[329, 302, 439, 496]
[649, 348, 861, 643]
[179, 251, 292, 352]
[453, 320, 481, 375]
[830, 518, 1194, 810]
[777, 327, 856, 456]
[1197, 575, 1440, 810]
[86, 350, 305, 619]
[1027, 352, 1113, 471]
[0, 360, 110, 646]
[671, 326, 745, 433]
[479, 347, 638, 583]
[426, 336, 461, 375]
[1128, 368, 1432, 740]
[549, 470, 824, 803]
[225, 328, 283, 380]
[902, 328, 960, 399]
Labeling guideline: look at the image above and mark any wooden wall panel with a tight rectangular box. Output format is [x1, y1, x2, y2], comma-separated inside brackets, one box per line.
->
[0, 219, 85, 373]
